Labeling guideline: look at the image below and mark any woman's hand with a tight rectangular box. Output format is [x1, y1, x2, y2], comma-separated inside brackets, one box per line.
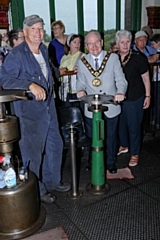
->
[59, 67, 68, 76]
[143, 96, 151, 109]
[73, 66, 78, 73]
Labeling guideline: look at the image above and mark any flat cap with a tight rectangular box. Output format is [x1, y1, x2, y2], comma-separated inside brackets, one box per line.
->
[23, 14, 44, 27]
[135, 30, 147, 39]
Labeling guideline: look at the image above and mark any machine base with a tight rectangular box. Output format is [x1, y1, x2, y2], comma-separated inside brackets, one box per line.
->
[0, 205, 46, 240]
[86, 182, 110, 195]
[67, 190, 83, 199]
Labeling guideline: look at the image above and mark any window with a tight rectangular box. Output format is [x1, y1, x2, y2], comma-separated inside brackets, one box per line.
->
[54, 0, 78, 34]
[83, 0, 97, 32]
[103, 0, 125, 50]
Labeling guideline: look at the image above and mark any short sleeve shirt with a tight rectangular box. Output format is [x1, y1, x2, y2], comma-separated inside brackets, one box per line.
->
[121, 51, 149, 101]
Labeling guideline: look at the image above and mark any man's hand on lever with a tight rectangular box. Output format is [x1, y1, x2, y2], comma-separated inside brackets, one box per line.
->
[77, 90, 86, 99]
[29, 83, 46, 101]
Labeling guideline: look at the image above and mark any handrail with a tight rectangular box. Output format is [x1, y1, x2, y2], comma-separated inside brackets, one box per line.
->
[149, 61, 160, 68]
[60, 70, 76, 77]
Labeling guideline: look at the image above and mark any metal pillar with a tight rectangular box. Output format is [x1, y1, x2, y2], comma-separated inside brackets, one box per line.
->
[67, 125, 83, 199]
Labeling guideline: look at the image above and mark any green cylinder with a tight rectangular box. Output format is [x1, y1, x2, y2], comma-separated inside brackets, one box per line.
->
[91, 111, 105, 186]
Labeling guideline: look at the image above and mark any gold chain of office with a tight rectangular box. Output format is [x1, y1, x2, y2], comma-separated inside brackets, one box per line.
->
[81, 51, 111, 77]
[81, 51, 111, 87]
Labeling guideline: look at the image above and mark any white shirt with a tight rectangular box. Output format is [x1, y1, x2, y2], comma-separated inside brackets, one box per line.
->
[33, 51, 48, 80]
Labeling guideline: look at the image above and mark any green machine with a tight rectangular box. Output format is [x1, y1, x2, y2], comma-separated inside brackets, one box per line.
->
[81, 94, 115, 195]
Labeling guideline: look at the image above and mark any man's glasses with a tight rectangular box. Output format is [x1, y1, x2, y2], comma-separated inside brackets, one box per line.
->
[86, 40, 101, 47]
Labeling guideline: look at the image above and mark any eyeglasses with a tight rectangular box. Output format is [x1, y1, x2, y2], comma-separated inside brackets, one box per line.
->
[86, 40, 101, 47]
[52, 27, 61, 31]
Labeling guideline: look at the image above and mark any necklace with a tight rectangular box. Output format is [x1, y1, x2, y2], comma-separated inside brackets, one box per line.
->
[81, 51, 111, 87]
[119, 49, 132, 67]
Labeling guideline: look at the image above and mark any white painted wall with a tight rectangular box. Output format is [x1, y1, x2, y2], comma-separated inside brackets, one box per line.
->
[141, 0, 160, 33]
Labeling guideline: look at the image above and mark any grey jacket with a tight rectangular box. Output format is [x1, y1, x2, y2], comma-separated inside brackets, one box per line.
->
[77, 50, 128, 118]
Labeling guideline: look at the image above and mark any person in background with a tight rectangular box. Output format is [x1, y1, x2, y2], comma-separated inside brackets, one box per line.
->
[141, 25, 153, 46]
[0, 33, 10, 66]
[48, 20, 67, 68]
[150, 33, 160, 52]
[132, 30, 157, 60]
[116, 30, 151, 166]
[76, 31, 127, 174]
[149, 33, 160, 129]
[1, 32, 10, 48]
[0, 14, 70, 204]
[48, 20, 67, 105]
[132, 30, 158, 134]
[59, 33, 85, 105]
[8, 28, 25, 48]
[110, 40, 119, 52]
[3, 29, 25, 115]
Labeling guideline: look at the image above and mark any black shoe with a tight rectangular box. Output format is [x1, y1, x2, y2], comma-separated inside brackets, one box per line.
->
[41, 192, 56, 204]
[107, 164, 117, 174]
[54, 182, 71, 192]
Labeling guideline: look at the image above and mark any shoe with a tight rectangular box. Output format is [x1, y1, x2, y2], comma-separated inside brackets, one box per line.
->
[129, 155, 139, 167]
[54, 182, 71, 192]
[107, 164, 117, 174]
[41, 192, 56, 204]
[117, 146, 128, 155]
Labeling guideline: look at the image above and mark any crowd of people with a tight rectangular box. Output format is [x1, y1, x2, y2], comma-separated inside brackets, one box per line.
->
[0, 15, 160, 203]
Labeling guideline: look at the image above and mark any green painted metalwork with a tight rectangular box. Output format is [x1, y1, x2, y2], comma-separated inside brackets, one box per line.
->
[97, 0, 104, 35]
[116, 0, 121, 31]
[91, 112, 105, 186]
[11, 0, 25, 29]
[49, 0, 56, 38]
[131, 0, 135, 31]
[136, 0, 142, 30]
[49, 0, 56, 23]
[77, 0, 84, 36]
[131, 0, 142, 31]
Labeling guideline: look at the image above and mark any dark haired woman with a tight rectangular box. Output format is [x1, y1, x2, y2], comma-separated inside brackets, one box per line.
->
[59, 33, 85, 105]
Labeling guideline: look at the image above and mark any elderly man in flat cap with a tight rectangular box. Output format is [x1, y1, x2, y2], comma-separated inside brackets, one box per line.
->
[0, 14, 70, 203]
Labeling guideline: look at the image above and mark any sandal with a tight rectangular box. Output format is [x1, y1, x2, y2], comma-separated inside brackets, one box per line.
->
[129, 155, 139, 167]
[117, 146, 128, 155]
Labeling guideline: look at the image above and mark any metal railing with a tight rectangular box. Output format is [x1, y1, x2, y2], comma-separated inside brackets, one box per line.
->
[58, 71, 76, 102]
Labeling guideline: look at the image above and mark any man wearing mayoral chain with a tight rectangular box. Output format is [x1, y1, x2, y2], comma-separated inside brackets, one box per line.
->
[76, 31, 127, 173]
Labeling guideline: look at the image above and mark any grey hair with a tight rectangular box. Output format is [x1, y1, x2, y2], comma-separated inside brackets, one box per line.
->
[115, 30, 132, 43]
[85, 31, 102, 44]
